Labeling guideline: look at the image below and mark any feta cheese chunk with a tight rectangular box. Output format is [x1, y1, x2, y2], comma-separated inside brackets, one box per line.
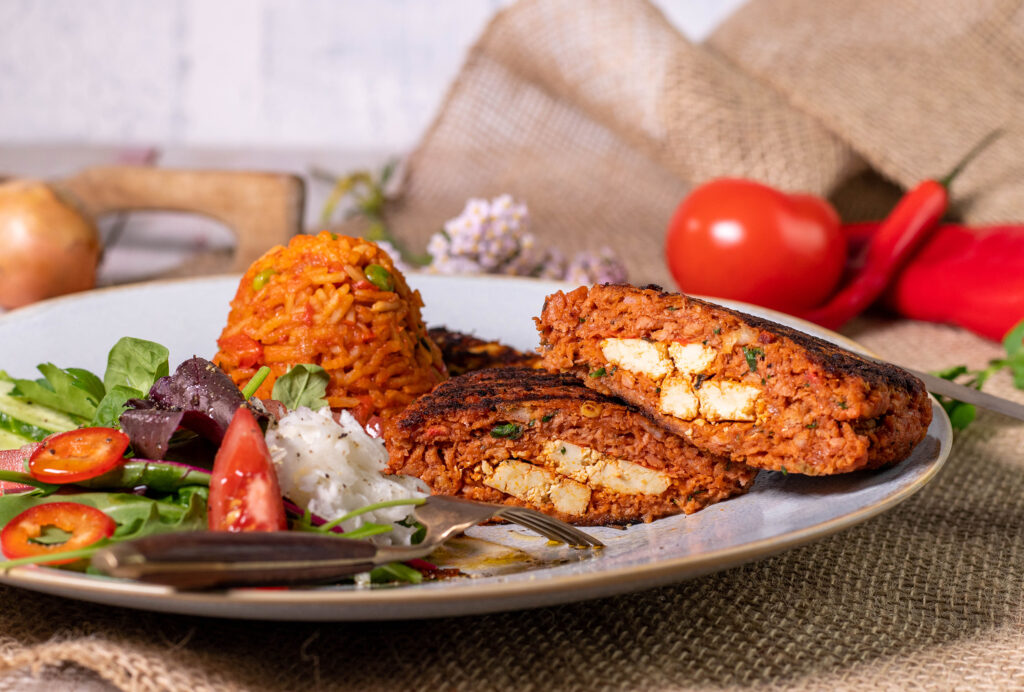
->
[541, 441, 672, 496]
[600, 338, 671, 380]
[668, 342, 716, 374]
[484, 459, 591, 516]
[659, 375, 700, 420]
[697, 380, 761, 422]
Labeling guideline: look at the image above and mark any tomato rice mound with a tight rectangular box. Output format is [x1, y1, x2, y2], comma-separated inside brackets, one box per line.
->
[214, 232, 447, 419]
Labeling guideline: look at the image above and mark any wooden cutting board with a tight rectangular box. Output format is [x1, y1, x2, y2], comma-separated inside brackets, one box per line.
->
[57, 165, 305, 275]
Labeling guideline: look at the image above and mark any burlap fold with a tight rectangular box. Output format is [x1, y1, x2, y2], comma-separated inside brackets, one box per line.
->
[4, 0, 1024, 689]
[389, 0, 1021, 287]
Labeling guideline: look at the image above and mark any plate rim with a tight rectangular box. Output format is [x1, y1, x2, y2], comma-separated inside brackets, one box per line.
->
[0, 274, 953, 620]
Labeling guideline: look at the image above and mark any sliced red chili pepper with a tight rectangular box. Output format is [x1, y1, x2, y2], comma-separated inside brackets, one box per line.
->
[1, 502, 116, 564]
[802, 130, 1002, 330]
[29, 428, 129, 484]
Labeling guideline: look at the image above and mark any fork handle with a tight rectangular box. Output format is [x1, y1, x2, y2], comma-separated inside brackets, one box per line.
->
[91, 532, 419, 590]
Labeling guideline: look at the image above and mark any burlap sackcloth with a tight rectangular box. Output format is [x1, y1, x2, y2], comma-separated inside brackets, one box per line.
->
[4, 0, 1024, 689]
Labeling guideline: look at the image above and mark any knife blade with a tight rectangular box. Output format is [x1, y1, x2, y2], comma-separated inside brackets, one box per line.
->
[907, 367, 1024, 422]
[90, 531, 426, 590]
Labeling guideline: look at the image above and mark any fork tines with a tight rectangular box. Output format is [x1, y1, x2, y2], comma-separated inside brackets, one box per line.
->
[499, 506, 604, 548]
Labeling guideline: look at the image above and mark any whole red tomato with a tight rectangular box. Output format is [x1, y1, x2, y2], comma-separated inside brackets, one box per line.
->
[665, 179, 846, 312]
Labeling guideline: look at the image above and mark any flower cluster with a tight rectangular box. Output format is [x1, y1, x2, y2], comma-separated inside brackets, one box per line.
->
[425, 195, 628, 285]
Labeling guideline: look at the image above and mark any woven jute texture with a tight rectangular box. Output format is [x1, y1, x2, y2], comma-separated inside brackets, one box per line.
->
[4, 0, 1024, 689]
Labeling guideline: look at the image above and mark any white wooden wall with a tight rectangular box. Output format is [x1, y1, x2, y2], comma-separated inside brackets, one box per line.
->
[0, 0, 745, 150]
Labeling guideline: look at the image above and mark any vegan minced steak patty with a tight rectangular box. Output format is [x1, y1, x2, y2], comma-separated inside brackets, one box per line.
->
[427, 326, 541, 375]
[535, 284, 932, 475]
[382, 367, 757, 525]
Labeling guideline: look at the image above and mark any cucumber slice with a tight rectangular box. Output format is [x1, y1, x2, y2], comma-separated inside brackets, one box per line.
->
[0, 428, 31, 451]
[0, 380, 79, 441]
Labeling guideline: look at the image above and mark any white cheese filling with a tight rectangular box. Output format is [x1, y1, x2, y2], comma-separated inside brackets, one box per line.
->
[483, 459, 591, 516]
[601, 337, 763, 423]
[541, 440, 672, 496]
[600, 338, 672, 379]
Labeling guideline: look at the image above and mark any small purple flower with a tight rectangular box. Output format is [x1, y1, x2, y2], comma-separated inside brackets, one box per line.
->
[428, 194, 538, 275]
[564, 248, 629, 285]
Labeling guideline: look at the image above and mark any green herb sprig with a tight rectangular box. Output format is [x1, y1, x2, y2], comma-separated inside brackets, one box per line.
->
[490, 423, 523, 439]
[314, 162, 430, 266]
[743, 346, 764, 374]
[935, 318, 1024, 430]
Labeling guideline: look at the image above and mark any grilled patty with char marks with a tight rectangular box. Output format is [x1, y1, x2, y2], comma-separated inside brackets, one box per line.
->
[535, 284, 932, 475]
[427, 327, 541, 375]
[383, 367, 757, 525]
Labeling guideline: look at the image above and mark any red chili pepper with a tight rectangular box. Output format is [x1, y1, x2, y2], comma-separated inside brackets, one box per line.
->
[848, 222, 1024, 342]
[802, 130, 1002, 330]
[29, 428, 130, 484]
[1, 502, 116, 564]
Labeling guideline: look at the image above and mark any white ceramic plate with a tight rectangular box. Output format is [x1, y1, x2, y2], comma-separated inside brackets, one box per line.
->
[0, 275, 951, 621]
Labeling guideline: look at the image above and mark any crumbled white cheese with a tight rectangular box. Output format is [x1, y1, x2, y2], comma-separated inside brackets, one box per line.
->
[483, 459, 591, 516]
[697, 380, 761, 422]
[668, 342, 716, 374]
[658, 375, 701, 420]
[600, 338, 672, 380]
[542, 441, 671, 496]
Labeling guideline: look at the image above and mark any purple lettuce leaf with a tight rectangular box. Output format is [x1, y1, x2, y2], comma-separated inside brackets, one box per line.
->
[120, 357, 252, 461]
[119, 407, 185, 460]
[147, 357, 246, 442]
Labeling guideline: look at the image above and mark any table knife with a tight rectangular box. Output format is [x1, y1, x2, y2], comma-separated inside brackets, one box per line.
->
[90, 531, 424, 590]
[907, 367, 1024, 422]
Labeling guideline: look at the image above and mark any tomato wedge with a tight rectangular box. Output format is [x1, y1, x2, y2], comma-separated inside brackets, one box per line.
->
[209, 406, 287, 532]
[217, 332, 264, 369]
[1, 502, 116, 564]
[28, 427, 129, 484]
[0, 444, 41, 494]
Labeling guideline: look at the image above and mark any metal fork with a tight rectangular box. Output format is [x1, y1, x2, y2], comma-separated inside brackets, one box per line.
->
[90, 495, 603, 590]
[413, 495, 603, 548]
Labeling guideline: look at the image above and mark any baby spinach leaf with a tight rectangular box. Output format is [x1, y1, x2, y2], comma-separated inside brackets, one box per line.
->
[66, 368, 106, 403]
[104, 337, 170, 394]
[92, 385, 143, 429]
[109, 487, 208, 541]
[0, 488, 208, 542]
[29, 525, 73, 546]
[11, 364, 100, 421]
[272, 364, 329, 410]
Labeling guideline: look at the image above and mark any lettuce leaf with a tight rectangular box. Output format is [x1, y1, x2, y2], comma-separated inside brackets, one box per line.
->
[271, 364, 329, 410]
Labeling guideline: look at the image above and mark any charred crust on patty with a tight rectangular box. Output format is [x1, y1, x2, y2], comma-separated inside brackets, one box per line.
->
[395, 367, 628, 429]
[384, 366, 757, 524]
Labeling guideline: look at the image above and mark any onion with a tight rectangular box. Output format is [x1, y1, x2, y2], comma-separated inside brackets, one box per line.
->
[0, 180, 101, 309]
